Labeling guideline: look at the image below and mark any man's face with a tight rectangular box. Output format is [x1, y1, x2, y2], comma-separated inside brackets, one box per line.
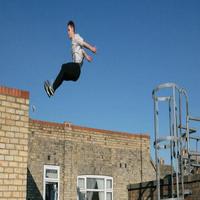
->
[67, 25, 74, 39]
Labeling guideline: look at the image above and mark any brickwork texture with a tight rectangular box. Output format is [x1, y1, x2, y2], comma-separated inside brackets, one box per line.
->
[0, 86, 156, 200]
[0, 86, 29, 200]
[27, 119, 155, 200]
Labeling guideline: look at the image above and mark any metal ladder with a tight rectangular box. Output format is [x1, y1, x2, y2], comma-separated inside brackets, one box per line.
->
[186, 116, 200, 173]
[152, 83, 200, 200]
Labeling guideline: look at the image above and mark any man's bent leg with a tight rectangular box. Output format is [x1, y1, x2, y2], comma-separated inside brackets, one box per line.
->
[52, 62, 80, 92]
[52, 64, 66, 92]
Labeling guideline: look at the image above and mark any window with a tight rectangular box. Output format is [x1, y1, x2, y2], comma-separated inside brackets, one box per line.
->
[77, 175, 113, 200]
[43, 165, 60, 200]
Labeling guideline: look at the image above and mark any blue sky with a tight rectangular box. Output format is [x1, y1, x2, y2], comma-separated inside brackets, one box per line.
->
[1, 0, 200, 157]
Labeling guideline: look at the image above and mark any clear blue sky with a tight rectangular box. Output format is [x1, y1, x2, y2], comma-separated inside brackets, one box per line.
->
[1, 0, 200, 157]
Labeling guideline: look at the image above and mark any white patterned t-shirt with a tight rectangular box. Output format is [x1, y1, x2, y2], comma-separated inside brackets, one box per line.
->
[71, 34, 84, 65]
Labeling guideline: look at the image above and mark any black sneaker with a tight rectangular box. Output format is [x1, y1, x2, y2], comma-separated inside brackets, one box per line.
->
[44, 81, 51, 97]
[46, 80, 54, 96]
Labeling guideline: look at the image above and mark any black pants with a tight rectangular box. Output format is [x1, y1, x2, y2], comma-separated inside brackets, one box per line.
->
[52, 62, 81, 92]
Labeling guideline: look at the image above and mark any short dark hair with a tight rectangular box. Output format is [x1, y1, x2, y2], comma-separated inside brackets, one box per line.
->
[67, 20, 75, 32]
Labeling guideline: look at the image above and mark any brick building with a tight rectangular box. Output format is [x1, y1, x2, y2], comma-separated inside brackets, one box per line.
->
[0, 86, 156, 200]
[0, 86, 29, 200]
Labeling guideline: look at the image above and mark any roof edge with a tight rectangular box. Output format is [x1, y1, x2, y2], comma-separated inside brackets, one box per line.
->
[0, 86, 29, 99]
[30, 118, 150, 139]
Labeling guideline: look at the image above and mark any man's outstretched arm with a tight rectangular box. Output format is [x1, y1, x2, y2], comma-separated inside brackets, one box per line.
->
[82, 49, 93, 62]
[83, 41, 97, 54]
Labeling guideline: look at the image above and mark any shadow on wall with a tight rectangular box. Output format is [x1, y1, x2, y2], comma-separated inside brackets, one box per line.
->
[27, 168, 43, 200]
[128, 177, 179, 200]
[138, 181, 156, 200]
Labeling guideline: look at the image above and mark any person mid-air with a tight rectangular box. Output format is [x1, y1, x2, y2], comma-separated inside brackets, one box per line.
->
[44, 20, 97, 97]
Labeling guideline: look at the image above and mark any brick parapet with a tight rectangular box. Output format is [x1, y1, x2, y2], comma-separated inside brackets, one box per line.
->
[0, 86, 29, 99]
[29, 119, 150, 151]
[30, 118, 150, 139]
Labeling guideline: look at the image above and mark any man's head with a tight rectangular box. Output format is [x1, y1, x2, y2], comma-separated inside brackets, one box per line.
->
[67, 20, 75, 39]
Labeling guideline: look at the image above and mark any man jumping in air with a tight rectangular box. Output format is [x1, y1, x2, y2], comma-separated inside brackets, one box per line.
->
[44, 20, 97, 97]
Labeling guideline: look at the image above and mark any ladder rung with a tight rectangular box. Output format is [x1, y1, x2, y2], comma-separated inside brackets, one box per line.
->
[191, 163, 200, 167]
[190, 136, 200, 140]
[156, 143, 171, 149]
[189, 116, 200, 122]
[189, 151, 200, 156]
[155, 96, 171, 101]
[161, 197, 184, 200]
[178, 125, 197, 133]
[155, 136, 179, 144]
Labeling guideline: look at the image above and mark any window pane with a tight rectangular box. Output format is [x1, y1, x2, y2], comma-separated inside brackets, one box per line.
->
[87, 178, 104, 189]
[77, 190, 86, 200]
[78, 178, 85, 190]
[106, 192, 112, 200]
[87, 191, 104, 200]
[106, 180, 112, 189]
[46, 169, 58, 179]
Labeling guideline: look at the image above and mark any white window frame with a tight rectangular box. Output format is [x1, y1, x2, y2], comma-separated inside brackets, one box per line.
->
[77, 175, 113, 200]
[43, 165, 60, 200]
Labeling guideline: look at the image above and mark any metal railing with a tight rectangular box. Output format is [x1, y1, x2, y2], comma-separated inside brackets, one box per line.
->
[152, 83, 200, 200]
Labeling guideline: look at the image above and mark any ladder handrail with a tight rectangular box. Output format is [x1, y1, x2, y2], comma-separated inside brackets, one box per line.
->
[152, 82, 180, 97]
[152, 82, 192, 200]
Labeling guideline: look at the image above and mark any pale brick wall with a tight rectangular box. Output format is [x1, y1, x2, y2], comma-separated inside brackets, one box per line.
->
[0, 86, 29, 200]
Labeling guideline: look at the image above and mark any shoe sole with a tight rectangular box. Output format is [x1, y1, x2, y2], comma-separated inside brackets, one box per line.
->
[44, 81, 51, 97]
[47, 80, 54, 96]
[46, 80, 54, 96]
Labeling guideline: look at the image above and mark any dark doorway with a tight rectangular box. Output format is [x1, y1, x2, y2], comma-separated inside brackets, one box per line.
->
[45, 182, 58, 200]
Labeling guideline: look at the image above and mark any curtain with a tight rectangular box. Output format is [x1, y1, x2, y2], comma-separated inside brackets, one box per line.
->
[98, 192, 104, 200]
[87, 178, 96, 200]
[96, 179, 104, 200]
[53, 183, 58, 200]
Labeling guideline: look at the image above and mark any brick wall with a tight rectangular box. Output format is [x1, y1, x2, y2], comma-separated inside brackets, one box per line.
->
[27, 119, 156, 200]
[128, 174, 200, 200]
[0, 85, 156, 200]
[0, 86, 29, 200]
